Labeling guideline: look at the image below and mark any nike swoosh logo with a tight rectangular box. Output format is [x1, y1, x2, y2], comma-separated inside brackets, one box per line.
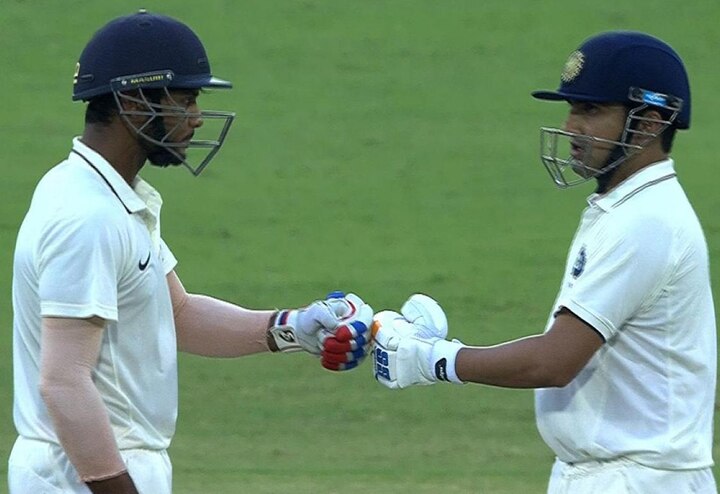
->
[139, 252, 151, 271]
[434, 358, 449, 382]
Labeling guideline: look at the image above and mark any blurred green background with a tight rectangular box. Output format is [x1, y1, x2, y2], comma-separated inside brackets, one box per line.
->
[1, 1, 719, 492]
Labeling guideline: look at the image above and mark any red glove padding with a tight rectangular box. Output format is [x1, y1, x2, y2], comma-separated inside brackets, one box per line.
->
[320, 292, 374, 371]
[321, 321, 372, 370]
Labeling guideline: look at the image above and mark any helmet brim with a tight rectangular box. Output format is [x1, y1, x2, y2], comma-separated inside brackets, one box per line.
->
[74, 74, 233, 102]
[173, 74, 233, 90]
[531, 89, 612, 103]
[203, 76, 232, 89]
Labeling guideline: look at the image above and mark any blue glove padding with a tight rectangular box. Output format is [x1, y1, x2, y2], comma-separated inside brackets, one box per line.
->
[320, 293, 374, 371]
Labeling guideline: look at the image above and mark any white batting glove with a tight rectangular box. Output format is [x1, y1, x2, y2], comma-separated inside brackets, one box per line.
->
[371, 294, 465, 389]
[268, 292, 373, 360]
[399, 293, 448, 339]
[267, 292, 346, 354]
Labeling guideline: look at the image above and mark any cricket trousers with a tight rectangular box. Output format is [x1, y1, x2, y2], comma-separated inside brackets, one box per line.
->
[8, 436, 172, 494]
[547, 457, 717, 494]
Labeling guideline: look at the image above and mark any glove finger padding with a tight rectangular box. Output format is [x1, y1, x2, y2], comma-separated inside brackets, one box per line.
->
[321, 321, 370, 368]
[322, 321, 371, 352]
[320, 294, 374, 372]
[321, 349, 369, 371]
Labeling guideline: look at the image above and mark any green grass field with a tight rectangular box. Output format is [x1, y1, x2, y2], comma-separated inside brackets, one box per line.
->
[2, 1, 720, 492]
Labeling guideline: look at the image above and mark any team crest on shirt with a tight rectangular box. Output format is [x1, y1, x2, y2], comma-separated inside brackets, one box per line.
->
[571, 246, 587, 279]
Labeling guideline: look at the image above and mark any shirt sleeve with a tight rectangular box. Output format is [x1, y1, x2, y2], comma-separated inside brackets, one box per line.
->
[37, 209, 125, 322]
[559, 215, 673, 341]
[158, 238, 178, 275]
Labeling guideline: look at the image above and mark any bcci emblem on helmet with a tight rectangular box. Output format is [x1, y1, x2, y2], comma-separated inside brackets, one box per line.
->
[561, 50, 585, 83]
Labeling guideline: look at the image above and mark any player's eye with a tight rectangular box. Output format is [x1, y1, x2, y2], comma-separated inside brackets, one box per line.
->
[568, 101, 600, 116]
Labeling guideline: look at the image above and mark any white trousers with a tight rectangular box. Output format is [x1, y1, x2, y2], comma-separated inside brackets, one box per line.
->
[547, 457, 717, 494]
[8, 436, 172, 494]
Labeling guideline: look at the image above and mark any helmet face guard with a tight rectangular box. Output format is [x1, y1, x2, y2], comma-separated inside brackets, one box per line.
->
[540, 88, 683, 188]
[110, 71, 235, 176]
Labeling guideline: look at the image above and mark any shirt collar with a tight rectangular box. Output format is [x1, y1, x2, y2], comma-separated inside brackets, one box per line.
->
[70, 137, 159, 215]
[587, 159, 677, 212]
[131, 175, 164, 244]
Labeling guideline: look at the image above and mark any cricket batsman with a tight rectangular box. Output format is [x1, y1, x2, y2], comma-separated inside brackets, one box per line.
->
[371, 31, 717, 494]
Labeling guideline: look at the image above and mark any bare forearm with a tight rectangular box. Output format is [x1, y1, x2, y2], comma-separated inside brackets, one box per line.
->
[40, 318, 131, 487]
[455, 313, 604, 388]
[175, 293, 274, 357]
[41, 380, 128, 477]
[456, 335, 566, 388]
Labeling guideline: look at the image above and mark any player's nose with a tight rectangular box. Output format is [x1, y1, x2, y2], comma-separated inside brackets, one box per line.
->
[188, 113, 203, 129]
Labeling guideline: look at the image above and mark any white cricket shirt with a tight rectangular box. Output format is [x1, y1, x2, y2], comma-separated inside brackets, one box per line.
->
[12, 138, 179, 450]
[535, 159, 716, 470]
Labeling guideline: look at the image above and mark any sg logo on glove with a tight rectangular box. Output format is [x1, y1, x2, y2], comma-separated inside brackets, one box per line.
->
[374, 347, 391, 380]
[370, 312, 408, 384]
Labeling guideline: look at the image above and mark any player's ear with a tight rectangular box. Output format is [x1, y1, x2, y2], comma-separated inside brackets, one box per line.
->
[116, 90, 144, 112]
[631, 108, 665, 146]
[639, 109, 664, 133]
[116, 90, 154, 128]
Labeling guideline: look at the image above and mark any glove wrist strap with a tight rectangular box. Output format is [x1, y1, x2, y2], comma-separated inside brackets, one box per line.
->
[267, 310, 303, 353]
[431, 339, 465, 384]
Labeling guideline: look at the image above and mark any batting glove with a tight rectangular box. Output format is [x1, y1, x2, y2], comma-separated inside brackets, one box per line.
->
[372, 294, 465, 389]
[320, 293, 374, 371]
[268, 292, 373, 363]
[267, 292, 347, 354]
[399, 293, 448, 339]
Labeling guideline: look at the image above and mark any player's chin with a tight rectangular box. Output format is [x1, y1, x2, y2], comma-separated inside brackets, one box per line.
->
[147, 149, 184, 167]
[569, 158, 600, 179]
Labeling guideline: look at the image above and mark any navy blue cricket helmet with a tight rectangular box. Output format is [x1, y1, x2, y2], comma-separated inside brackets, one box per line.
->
[73, 9, 231, 101]
[71, 10, 235, 176]
[532, 31, 691, 129]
